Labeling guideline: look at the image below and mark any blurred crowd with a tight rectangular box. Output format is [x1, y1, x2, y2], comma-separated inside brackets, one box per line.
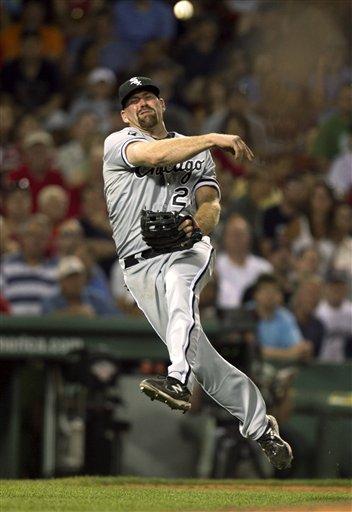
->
[1, 0, 351, 364]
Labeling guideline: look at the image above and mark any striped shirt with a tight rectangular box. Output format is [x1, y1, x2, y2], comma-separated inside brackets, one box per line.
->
[0, 253, 59, 315]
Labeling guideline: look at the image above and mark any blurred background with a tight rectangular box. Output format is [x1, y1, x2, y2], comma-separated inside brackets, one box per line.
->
[0, 0, 351, 480]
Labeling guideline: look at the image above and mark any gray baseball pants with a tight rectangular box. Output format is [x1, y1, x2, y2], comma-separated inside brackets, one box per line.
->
[122, 236, 268, 440]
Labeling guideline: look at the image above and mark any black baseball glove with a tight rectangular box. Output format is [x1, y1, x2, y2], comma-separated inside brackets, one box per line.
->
[140, 209, 203, 253]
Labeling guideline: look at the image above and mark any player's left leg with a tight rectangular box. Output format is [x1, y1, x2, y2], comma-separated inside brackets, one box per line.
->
[181, 273, 292, 468]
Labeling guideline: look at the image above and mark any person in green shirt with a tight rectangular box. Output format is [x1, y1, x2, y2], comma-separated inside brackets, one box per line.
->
[312, 84, 352, 161]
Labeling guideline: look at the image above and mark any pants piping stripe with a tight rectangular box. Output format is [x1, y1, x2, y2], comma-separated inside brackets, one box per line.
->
[183, 247, 214, 385]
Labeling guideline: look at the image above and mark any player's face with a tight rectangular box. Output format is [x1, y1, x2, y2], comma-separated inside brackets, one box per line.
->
[121, 91, 165, 130]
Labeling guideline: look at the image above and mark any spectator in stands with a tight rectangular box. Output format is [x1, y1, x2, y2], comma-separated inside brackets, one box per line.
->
[0, 214, 58, 315]
[74, 243, 115, 308]
[312, 84, 352, 163]
[204, 79, 228, 125]
[71, 7, 136, 76]
[261, 174, 311, 258]
[54, 218, 115, 306]
[291, 278, 325, 357]
[86, 142, 105, 189]
[37, 185, 70, 231]
[291, 246, 323, 287]
[330, 203, 352, 291]
[226, 169, 272, 245]
[0, 32, 63, 119]
[0, 0, 65, 62]
[57, 111, 100, 187]
[202, 84, 272, 157]
[15, 113, 41, 149]
[42, 255, 116, 317]
[68, 67, 116, 132]
[251, 274, 313, 362]
[307, 182, 336, 270]
[315, 272, 352, 361]
[176, 17, 221, 81]
[0, 216, 18, 256]
[112, 0, 176, 53]
[2, 179, 32, 247]
[55, 219, 84, 258]
[309, 48, 352, 111]
[8, 131, 65, 212]
[207, 110, 253, 180]
[0, 102, 21, 173]
[69, 37, 98, 83]
[268, 244, 295, 304]
[215, 214, 272, 317]
[78, 186, 116, 276]
[327, 124, 352, 200]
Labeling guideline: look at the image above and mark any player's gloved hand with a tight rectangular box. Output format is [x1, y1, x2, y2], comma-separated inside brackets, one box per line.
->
[140, 209, 203, 253]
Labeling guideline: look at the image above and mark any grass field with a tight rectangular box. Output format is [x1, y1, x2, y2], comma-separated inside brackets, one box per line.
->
[0, 477, 351, 512]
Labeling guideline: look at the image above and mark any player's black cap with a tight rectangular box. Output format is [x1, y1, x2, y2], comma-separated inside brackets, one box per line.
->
[119, 76, 160, 108]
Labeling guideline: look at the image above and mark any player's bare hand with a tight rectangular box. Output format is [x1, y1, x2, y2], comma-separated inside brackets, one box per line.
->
[232, 135, 254, 161]
[178, 218, 194, 237]
[211, 133, 254, 161]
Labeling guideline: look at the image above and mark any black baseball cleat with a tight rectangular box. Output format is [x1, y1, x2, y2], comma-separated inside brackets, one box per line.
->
[257, 415, 293, 470]
[139, 375, 191, 413]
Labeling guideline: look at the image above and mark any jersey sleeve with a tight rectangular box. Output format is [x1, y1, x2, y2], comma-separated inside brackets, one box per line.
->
[193, 150, 221, 198]
[103, 129, 148, 171]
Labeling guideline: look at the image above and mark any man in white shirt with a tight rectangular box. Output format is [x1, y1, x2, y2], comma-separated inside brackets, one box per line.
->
[215, 214, 272, 316]
[327, 127, 352, 199]
[315, 273, 352, 362]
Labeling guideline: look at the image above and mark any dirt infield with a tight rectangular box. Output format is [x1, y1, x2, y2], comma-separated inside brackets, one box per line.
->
[211, 505, 352, 512]
[237, 503, 351, 512]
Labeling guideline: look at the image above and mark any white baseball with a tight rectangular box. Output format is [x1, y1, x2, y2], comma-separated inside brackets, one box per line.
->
[173, 0, 194, 20]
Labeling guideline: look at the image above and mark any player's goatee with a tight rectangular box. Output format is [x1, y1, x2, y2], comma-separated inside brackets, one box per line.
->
[137, 110, 158, 129]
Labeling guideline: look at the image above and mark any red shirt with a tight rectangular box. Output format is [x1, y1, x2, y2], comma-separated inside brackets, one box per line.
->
[8, 165, 82, 216]
[212, 149, 246, 178]
[0, 295, 11, 314]
[9, 165, 65, 211]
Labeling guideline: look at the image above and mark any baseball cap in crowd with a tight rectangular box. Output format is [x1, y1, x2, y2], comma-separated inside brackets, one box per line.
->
[119, 76, 160, 108]
[23, 131, 54, 149]
[325, 270, 348, 285]
[88, 67, 116, 86]
[58, 256, 85, 279]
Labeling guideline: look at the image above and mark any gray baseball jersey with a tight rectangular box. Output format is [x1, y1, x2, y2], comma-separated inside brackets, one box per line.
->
[103, 127, 220, 259]
[103, 127, 267, 440]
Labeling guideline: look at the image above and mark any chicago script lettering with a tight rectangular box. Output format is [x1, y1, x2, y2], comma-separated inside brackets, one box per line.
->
[134, 160, 203, 184]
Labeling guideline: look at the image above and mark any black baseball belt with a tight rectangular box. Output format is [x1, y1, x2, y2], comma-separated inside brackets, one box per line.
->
[124, 248, 161, 269]
[124, 245, 186, 269]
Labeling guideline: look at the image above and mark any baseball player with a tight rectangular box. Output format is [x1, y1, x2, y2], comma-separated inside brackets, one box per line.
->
[103, 76, 293, 470]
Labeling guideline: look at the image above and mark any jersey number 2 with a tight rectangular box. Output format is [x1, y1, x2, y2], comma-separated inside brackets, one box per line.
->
[172, 187, 188, 207]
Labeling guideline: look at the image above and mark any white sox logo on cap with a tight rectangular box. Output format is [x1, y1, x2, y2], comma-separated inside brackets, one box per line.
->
[130, 77, 142, 86]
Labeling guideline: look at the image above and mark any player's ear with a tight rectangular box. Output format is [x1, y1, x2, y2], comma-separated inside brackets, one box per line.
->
[120, 109, 129, 124]
[159, 98, 166, 111]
